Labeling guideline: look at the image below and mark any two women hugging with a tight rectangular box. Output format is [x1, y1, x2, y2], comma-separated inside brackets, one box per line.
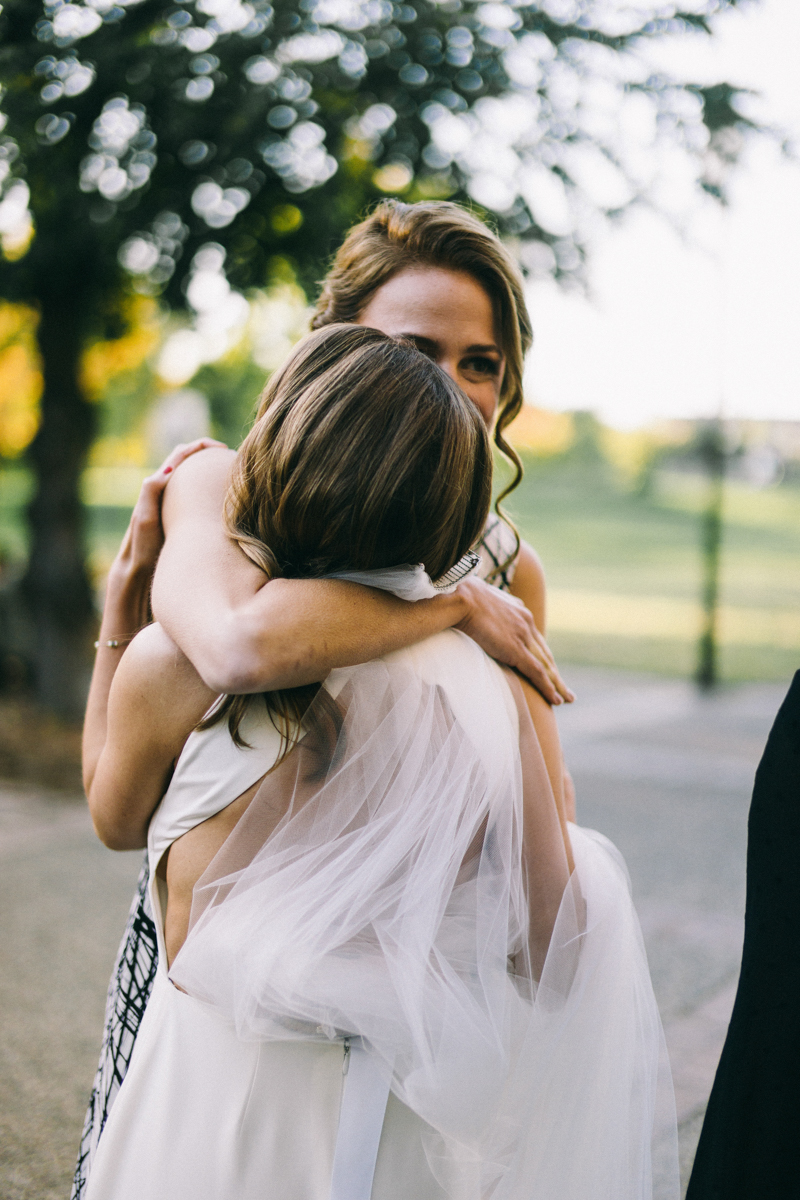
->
[77, 201, 677, 1200]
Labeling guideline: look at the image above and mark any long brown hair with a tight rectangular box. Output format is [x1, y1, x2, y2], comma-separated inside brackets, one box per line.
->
[201, 322, 492, 749]
[312, 200, 532, 571]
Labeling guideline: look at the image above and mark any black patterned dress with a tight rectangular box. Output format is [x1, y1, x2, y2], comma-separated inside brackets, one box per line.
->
[71, 514, 519, 1199]
[71, 859, 158, 1198]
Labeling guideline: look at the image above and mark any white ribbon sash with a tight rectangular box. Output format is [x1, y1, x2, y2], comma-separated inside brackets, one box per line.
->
[330, 1039, 393, 1200]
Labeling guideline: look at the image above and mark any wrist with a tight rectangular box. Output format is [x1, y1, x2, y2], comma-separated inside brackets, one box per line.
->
[444, 582, 472, 627]
[106, 557, 151, 598]
[103, 564, 151, 634]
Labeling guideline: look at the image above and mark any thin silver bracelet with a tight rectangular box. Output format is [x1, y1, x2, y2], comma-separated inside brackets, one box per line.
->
[94, 636, 135, 650]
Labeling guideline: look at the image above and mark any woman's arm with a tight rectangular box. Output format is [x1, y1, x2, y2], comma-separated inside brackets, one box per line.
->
[511, 540, 577, 820]
[83, 439, 224, 801]
[151, 449, 573, 705]
[510, 541, 547, 633]
[516, 676, 574, 874]
[83, 563, 151, 799]
[88, 624, 216, 850]
[508, 670, 575, 976]
[509, 541, 574, 706]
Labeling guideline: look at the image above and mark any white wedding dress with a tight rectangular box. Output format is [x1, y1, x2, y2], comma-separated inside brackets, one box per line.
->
[86, 628, 678, 1200]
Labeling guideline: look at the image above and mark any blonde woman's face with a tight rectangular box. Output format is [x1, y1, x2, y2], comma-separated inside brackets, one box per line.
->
[356, 266, 505, 427]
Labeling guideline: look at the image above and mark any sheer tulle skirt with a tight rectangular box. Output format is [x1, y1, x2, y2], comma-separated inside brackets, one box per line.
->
[167, 635, 678, 1198]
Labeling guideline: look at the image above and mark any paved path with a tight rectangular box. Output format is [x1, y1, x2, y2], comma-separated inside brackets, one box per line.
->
[555, 665, 789, 1195]
[0, 666, 790, 1198]
[0, 788, 141, 1200]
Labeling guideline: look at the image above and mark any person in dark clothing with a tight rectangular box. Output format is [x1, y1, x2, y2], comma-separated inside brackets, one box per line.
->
[686, 671, 800, 1199]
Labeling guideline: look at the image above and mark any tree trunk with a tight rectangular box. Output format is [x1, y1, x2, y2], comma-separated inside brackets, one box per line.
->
[21, 288, 96, 718]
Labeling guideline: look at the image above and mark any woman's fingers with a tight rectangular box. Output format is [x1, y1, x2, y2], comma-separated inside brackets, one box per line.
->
[527, 630, 574, 703]
[539, 661, 574, 704]
[513, 648, 564, 706]
[489, 599, 573, 702]
[529, 623, 555, 661]
[455, 578, 574, 706]
[160, 438, 228, 476]
[511, 609, 573, 702]
[511, 636, 568, 706]
[526, 647, 574, 704]
[114, 440, 228, 577]
[135, 440, 227, 518]
[146, 438, 228, 492]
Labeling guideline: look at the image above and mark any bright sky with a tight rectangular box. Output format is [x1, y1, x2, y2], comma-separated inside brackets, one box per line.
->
[524, 0, 800, 430]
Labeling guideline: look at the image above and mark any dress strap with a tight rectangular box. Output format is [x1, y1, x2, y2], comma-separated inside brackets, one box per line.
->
[330, 1039, 392, 1200]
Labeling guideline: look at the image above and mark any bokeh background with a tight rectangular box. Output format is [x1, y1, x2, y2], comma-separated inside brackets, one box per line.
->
[0, 0, 797, 747]
[0, 0, 798, 1196]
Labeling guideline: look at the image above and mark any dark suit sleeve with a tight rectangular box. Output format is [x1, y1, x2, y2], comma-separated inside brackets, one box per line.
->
[686, 670, 800, 1200]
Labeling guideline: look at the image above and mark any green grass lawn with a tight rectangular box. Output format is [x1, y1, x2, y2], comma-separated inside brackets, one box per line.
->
[503, 452, 800, 683]
[2, 453, 799, 685]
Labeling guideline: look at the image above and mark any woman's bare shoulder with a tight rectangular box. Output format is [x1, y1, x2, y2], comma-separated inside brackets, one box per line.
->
[112, 624, 218, 748]
[122, 621, 185, 671]
[162, 445, 236, 528]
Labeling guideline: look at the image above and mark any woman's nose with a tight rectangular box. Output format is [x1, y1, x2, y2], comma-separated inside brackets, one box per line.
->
[436, 355, 460, 383]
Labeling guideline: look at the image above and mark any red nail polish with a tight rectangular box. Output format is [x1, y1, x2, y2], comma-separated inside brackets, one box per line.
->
[163, 465, 173, 474]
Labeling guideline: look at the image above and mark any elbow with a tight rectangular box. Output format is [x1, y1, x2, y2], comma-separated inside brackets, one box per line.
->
[82, 767, 94, 799]
[91, 816, 147, 852]
[199, 656, 266, 696]
[88, 794, 147, 851]
[200, 654, 267, 696]
[197, 615, 299, 694]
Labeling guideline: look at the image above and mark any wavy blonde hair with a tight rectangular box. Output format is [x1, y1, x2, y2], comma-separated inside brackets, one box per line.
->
[201, 323, 492, 750]
[312, 200, 532, 573]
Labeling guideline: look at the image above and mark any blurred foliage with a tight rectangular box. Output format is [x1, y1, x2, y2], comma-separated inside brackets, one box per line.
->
[0, 0, 765, 709]
[598, 423, 689, 490]
[0, 0, 763, 471]
[504, 403, 574, 457]
[506, 404, 729, 496]
[0, 302, 42, 456]
[192, 348, 266, 445]
[0, 0, 759, 328]
[80, 294, 161, 399]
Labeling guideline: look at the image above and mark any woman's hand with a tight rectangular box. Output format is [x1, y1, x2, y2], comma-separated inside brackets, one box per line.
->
[455, 578, 574, 707]
[108, 439, 227, 605]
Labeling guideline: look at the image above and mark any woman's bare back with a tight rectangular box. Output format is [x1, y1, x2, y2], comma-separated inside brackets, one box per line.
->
[160, 781, 260, 967]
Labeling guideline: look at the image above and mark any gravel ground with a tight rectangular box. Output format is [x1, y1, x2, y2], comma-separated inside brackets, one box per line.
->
[0, 664, 790, 1199]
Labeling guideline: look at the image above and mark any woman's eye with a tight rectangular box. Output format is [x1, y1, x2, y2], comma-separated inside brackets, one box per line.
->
[463, 357, 500, 377]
